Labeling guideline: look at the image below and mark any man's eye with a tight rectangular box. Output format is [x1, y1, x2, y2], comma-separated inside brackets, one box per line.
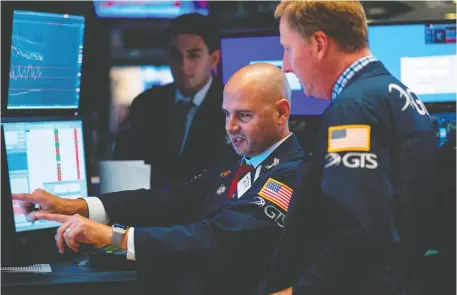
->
[188, 54, 201, 60]
[240, 113, 250, 119]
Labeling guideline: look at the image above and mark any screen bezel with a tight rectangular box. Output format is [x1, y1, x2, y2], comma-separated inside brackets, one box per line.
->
[1, 115, 93, 234]
[1, 126, 18, 265]
[4, 9, 87, 115]
[218, 18, 457, 115]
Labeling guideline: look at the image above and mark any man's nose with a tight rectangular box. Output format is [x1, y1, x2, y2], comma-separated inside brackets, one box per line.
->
[226, 117, 240, 133]
[282, 57, 292, 73]
[180, 57, 193, 75]
[282, 52, 292, 73]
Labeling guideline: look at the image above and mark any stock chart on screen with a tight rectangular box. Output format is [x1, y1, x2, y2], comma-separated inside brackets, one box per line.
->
[7, 10, 85, 109]
[2, 119, 89, 232]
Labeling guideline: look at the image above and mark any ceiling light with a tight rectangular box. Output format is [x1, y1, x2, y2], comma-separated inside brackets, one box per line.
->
[368, 7, 387, 16]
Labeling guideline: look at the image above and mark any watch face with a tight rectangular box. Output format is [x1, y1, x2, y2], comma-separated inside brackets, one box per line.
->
[113, 223, 127, 230]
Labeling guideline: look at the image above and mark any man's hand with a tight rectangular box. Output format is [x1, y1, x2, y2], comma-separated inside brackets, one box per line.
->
[35, 212, 112, 254]
[270, 287, 293, 295]
[12, 189, 89, 221]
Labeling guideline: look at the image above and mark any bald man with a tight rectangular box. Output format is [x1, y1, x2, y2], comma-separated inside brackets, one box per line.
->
[13, 63, 305, 295]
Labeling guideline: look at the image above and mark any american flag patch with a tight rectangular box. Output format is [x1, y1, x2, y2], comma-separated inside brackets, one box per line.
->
[328, 125, 370, 152]
[258, 178, 293, 212]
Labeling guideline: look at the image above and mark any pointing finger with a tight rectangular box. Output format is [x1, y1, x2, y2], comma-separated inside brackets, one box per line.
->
[35, 213, 70, 223]
[12, 193, 38, 202]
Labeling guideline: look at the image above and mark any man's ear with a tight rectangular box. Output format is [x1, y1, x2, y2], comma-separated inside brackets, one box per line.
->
[210, 49, 221, 69]
[277, 98, 291, 125]
[312, 31, 328, 60]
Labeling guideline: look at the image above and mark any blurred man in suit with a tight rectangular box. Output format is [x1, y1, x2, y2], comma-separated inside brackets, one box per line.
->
[113, 13, 232, 188]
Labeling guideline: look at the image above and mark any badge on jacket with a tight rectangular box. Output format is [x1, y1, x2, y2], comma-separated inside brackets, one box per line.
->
[265, 158, 280, 170]
[254, 165, 262, 181]
[220, 170, 231, 177]
[237, 172, 252, 198]
[216, 184, 226, 195]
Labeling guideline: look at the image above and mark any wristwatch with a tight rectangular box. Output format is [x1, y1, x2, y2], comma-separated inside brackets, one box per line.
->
[111, 223, 129, 249]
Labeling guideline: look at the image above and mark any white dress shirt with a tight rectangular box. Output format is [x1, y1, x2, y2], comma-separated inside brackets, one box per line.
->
[82, 132, 293, 260]
[81, 77, 213, 260]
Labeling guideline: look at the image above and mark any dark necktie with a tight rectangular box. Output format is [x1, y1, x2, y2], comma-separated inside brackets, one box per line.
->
[227, 161, 254, 199]
[173, 99, 194, 156]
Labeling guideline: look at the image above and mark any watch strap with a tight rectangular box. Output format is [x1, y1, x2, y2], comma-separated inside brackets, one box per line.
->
[111, 224, 128, 249]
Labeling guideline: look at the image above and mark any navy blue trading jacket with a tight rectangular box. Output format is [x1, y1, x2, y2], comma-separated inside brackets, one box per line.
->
[98, 134, 305, 294]
[266, 61, 438, 295]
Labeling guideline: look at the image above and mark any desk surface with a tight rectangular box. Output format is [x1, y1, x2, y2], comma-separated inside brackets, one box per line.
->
[2, 261, 138, 287]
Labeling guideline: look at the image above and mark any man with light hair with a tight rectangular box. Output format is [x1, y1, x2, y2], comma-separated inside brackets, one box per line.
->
[267, 1, 438, 295]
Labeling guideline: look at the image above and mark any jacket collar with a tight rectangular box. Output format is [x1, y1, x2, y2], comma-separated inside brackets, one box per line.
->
[243, 133, 293, 168]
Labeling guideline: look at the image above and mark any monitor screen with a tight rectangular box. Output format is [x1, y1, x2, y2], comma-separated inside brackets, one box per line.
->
[7, 10, 85, 110]
[220, 21, 456, 115]
[94, 1, 209, 18]
[109, 65, 174, 132]
[2, 119, 88, 232]
[110, 65, 174, 106]
[430, 112, 456, 147]
[220, 35, 330, 116]
[369, 23, 456, 103]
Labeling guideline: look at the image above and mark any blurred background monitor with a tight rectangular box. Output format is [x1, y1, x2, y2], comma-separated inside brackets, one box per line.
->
[220, 34, 330, 116]
[369, 22, 456, 104]
[2, 117, 89, 232]
[7, 10, 85, 110]
[94, 1, 209, 18]
[109, 64, 173, 133]
[430, 112, 456, 147]
[220, 20, 456, 115]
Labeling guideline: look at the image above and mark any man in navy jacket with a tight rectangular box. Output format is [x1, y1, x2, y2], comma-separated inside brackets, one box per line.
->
[267, 1, 438, 295]
[14, 63, 305, 294]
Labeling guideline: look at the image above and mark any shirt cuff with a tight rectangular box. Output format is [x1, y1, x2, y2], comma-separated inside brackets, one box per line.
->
[126, 227, 136, 261]
[79, 197, 109, 225]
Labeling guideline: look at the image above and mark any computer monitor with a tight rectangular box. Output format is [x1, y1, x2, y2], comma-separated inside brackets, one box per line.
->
[109, 65, 174, 132]
[430, 112, 456, 147]
[220, 20, 456, 115]
[110, 65, 174, 107]
[7, 10, 85, 110]
[93, 1, 209, 18]
[369, 21, 456, 103]
[2, 117, 89, 232]
[220, 34, 330, 116]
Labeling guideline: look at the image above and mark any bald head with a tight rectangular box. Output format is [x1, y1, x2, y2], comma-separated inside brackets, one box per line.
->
[225, 63, 291, 104]
[222, 63, 292, 157]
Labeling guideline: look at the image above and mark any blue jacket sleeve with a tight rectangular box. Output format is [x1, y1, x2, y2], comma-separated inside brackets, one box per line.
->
[293, 98, 397, 294]
[133, 167, 297, 279]
[97, 168, 214, 227]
